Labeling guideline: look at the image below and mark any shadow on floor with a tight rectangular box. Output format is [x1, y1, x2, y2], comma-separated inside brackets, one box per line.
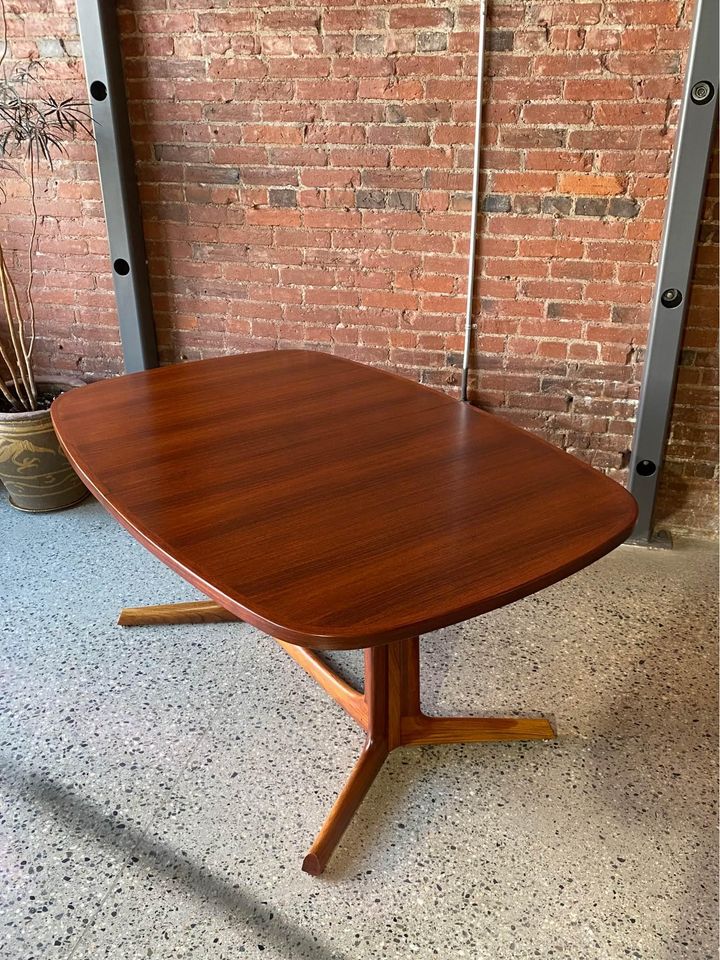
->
[0, 763, 349, 960]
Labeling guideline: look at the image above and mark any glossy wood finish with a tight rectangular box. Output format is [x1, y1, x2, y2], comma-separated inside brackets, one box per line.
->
[53, 351, 637, 874]
[275, 638, 368, 729]
[297, 632, 556, 874]
[400, 714, 555, 746]
[118, 600, 238, 626]
[302, 644, 390, 876]
[53, 350, 637, 651]
[121, 599, 555, 874]
[118, 599, 369, 727]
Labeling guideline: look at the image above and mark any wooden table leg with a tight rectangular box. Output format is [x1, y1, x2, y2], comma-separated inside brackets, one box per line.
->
[301, 735, 389, 876]
[118, 600, 239, 626]
[276, 638, 368, 730]
[392, 635, 555, 747]
[119, 602, 556, 874]
[302, 645, 389, 875]
[400, 715, 555, 745]
[118, 600, 368, 729]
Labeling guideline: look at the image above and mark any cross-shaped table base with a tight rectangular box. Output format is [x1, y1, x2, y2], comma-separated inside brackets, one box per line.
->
[119, 600, 555, 875]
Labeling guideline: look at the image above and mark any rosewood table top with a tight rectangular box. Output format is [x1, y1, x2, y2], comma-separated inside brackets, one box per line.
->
[52, 350, 637, 651]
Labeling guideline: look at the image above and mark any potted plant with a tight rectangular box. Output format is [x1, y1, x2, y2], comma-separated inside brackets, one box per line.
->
[0, 58, 92, 511]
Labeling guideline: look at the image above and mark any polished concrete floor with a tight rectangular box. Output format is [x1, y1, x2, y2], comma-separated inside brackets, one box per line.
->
[1, 496, 717, 960]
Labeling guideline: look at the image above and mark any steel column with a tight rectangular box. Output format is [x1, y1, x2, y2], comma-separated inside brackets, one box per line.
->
[76, 0, 158, 371]
[627, 0, 718, 545]
[460, 0, 488, 403]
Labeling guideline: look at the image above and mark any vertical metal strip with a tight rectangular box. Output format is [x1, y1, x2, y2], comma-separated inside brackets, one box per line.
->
[627, 0, 718, 544]
[460, 0, 488, 402]
[76, 0, 158, 372]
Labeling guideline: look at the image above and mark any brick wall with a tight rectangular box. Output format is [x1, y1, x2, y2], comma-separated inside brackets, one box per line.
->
[1, 1, 717, 538]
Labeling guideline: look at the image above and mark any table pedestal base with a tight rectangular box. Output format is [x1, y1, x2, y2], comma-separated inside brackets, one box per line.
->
[119, 600, 555, 875]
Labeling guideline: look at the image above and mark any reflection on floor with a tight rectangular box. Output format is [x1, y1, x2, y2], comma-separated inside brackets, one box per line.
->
[1, 497, 717, 960]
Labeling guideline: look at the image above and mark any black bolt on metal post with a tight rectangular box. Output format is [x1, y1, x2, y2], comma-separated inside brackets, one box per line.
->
[627, 0, 718, 547]
[76, 0, 158, 372]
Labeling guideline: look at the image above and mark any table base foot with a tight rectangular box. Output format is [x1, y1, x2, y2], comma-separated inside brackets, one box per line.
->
[118, 600, 238, 626]
[302, 734, 389, 876]
[118, 601, 556, 875]
[400, 715, 555, 746]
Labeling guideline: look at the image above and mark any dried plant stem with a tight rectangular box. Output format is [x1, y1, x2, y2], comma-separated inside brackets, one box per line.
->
[0, 0, 21, 411]
[0, 375, 17, 409]
[0, 0, 9, 411]
[0, 331, 26, 409]
[0, 39, 91, 411]
[0, 255, 31, 406]
[0, 0, 6, 70]
[4, 253, 36, 402]
[0, 242, 34, 408]
[25, 159, 37, 358]
[0, 248, 25, 406]
[0, 326, 22, 408]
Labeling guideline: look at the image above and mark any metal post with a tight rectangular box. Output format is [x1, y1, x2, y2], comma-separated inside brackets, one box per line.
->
[460, 0, 488, 403]
[627, 0, 718, 546]
[76, 0, 158, 371]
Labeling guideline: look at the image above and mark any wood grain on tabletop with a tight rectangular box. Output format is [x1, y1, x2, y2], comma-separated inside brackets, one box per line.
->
[51, 350, 638, 650]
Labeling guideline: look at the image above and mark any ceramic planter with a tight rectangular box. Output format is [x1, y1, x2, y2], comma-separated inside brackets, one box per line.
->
[0, 378, 89, 512]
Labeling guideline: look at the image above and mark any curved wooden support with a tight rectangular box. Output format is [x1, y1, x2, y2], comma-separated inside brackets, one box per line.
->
[119, 601, 368, 727]
[117, 601, 556, 875]
[275, 639, 367, 729]
[303, 645, 389, 875]
[303, 638, 555, 873]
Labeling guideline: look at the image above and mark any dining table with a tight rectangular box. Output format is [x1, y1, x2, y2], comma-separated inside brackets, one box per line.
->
[51, 349, 638, 874]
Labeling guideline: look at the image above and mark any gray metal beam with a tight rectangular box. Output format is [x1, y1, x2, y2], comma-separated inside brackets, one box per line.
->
[627, 0, 718, 545]
[76, 0, 157, 372]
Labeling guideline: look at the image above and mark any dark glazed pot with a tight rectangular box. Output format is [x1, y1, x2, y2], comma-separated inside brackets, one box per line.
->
[0, 378, 89, 512]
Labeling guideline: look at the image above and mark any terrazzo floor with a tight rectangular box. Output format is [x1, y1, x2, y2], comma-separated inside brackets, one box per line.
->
[1, 496, 717, 960]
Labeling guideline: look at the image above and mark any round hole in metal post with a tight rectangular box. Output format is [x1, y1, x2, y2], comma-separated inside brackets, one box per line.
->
[90, 80, 107, 101]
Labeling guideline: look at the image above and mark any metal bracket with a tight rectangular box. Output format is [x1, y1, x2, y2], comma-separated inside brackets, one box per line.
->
[626, 529, 673, 550]
[626, 0, 718, 545]
[76, 0, 158, 371]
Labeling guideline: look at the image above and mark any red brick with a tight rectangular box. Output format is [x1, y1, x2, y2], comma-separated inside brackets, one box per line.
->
[535, 53, 604, 76]
[533, 3, 603, 25]
[244, 208, 301, 227]
[523, 103, 592, 124]
[621, 28, 660, 51]
[493, 172, 557, 193]
[242, 125, 303, 145]
[303, 210, 361, 229]
[584, 27, 623, 50]
[322, 10, 386, 32]
[564, 78, 635, 100]
[389, 9, 454, 29]
[594, 101, 668, 126]
[558, 173, 624, 196]
[329, 147, 389, 168]
[609, 3, 681, 26]
[606, 51, 680, 75]
[261, 10, 320, 31]
[357, 78, 424, 100]
[267, 58, 331, 79]
[394, 148, 452, 169]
